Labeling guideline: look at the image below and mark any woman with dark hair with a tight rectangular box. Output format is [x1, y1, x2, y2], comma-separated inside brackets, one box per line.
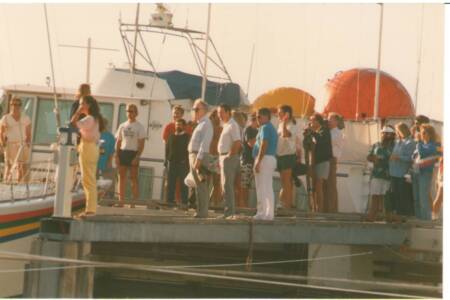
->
[307, 113, 333, 213]
[70, 95, 101, 215]
[276, 105, 298, 209]
[412, 124, 438, 220]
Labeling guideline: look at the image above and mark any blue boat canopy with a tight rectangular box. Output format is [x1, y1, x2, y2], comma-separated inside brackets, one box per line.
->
[119, 69, 247, 107]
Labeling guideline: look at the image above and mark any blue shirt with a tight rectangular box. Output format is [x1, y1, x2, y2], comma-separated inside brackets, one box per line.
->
[98, 131, 115, 172]
[187, 115, 213, 160]
[413, 141, 438, 174]
[389, 137, 416, 178]
[253, 122, 278, 158]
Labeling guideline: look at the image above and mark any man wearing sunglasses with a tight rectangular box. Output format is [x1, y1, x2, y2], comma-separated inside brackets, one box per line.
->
[0, 97, 31, 183]
[187, 99, 213, 218]
[115, 104, 146, 207]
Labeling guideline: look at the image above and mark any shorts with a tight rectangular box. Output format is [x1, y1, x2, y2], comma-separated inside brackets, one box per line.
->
[314, 161, 330, 179]
[240, 163, 254, 188]
[370, 178, 390, 195]
[118, 150, 138, 166]
[277, 154, 296, 171]
[4, 143, 30, 165]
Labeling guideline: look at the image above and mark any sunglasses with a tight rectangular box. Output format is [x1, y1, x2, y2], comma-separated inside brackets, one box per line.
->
[11, 102, 21, 106]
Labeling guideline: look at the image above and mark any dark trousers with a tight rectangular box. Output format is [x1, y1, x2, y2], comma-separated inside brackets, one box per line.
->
[390, 176, 414, 216]
[167, 161, 189, 205]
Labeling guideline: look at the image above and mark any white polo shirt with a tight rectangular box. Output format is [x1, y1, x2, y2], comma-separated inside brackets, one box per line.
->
[217, 118, 241, 154]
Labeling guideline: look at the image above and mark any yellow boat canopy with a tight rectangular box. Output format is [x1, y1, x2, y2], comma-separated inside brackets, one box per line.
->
[252, 87, 315, 118]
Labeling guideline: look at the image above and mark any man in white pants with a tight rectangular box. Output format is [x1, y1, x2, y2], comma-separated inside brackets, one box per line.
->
[253, 108, 278, 220]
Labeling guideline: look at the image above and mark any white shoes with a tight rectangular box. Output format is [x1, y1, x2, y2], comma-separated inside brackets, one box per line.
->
[252, 214, 273, 221]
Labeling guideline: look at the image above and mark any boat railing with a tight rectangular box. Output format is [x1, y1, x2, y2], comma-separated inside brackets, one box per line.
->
[0, 157, 56, 203]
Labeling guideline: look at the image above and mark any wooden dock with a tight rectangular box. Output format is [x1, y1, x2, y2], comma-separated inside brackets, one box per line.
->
[22, 206, 442, 298]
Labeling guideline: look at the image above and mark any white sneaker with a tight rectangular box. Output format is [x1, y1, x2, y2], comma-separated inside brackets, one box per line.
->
[253, 214, 274, 221]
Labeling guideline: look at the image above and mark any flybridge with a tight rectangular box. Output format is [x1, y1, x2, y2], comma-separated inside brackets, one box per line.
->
[117, 4, 248, 107]
[118, 22, 233, 82]
[119, 4, 234, 82]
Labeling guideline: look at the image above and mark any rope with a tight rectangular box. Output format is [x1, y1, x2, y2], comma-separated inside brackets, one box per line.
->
[0, 264, 96, 274]
[382, 245, 441, 265]
[1, 262, 438, 294]
[0, 250, 432, 298]
[194, 268, 441, 294]
[0, 249, 373, 270]
[43, 4, 61, 129]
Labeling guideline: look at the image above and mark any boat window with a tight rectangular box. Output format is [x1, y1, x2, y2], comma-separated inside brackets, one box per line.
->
[19, 96, 35, 119]
[2, 95, 34, 119]
[33, 98, 73, 144]
[0, 94, 7, 117]
[98, 102, 113, 132]
[117, 104, 127, 129]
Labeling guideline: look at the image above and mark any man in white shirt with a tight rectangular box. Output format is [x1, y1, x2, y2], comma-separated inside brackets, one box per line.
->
[188, 99, 213, 218]
[0, 97, 31, 183]
[217, 104, 242, 219]
[115, 104, 146, 207]
[325, 112, 344, 213]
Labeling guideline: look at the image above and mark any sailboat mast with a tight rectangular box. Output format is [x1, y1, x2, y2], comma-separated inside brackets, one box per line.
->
[414, 4, 425, 114]
[246, 43, 256, 98]
[86, 37, 91, 84]
[43, 4, 61, 128]
[201, 4, 212, 100]
[131, 3, 141, 72]
[373, 3, 383, 120]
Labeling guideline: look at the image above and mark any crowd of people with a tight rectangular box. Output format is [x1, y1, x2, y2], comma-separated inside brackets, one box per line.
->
[366, 115, 443, 222]
[163, 99, 348, 220]
[0, 82, 443, 222]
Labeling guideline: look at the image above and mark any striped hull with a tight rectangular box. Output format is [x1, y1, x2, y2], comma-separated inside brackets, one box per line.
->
[0, 193, 86, 298]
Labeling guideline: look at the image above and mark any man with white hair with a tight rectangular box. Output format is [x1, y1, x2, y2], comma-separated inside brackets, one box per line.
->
[188, 99, 213, 218]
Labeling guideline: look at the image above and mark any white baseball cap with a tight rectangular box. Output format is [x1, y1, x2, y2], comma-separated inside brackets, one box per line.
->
[381, 126, 395, 133]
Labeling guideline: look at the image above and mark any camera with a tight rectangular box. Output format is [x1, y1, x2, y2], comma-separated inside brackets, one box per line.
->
[303, 127, 314, 150]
